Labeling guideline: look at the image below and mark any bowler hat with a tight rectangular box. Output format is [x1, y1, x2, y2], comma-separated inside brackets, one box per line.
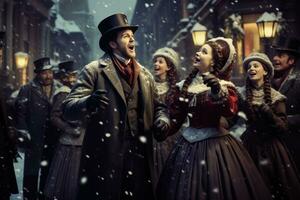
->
[33, 57, 53, 73]
[98, 13, 138, 51]
[271, 36, 300, 55]
[58, 60, 78, 75]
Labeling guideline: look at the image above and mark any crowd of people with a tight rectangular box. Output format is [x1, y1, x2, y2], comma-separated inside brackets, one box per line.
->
[1, 13, 300, 200]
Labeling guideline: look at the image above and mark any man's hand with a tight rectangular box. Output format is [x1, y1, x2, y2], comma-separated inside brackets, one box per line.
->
[86, 89, 109, 112]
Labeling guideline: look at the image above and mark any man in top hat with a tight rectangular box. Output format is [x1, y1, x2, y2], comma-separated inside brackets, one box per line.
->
[62, 13, 169, 200]
[271, 37, 300, 170]
[15, 57, 61, 200]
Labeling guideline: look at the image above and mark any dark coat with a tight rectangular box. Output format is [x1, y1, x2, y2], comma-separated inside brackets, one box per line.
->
[239, 87, 300, 200]
[62, 54, 168, 199]
[276, 67, 300, 129]
[51, 86, 84, 146]
[0, 95, 18, 197]
[274, 67, 300, 170]
[15, 79, 61, 176]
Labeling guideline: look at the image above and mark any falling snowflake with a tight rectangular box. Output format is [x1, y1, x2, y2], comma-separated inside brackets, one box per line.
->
[200, 160, 206, 165]
[139, 136, 147, 143]
[80, 176, 88, 184]
[212, 187, 219, 193]
[105, 133, 111, 138]
[40, 160, 48, 167]
[128, 171, 133, 175]
[259, 159, 269, 166]
[145, 3, 150, 8]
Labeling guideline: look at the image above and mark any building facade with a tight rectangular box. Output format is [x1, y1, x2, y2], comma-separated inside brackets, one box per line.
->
[0, 0, 54, 91]
[132, 0, 300, 85]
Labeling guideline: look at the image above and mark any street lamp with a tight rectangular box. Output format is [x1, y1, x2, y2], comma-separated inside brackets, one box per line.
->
[15, 52, 29, 86]
[15, 52, 29, 69]
[0, 31, 4, 67]
[191, 22, 207, 46]
[256, 12, 278, 38]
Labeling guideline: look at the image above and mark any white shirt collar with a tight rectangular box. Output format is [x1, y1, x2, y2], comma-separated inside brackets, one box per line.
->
[113, 53, 131, 65]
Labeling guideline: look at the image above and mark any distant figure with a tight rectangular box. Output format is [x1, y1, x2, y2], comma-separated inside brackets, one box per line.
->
[44, 60, 84, 200]
[0, 94, 18, 200]
[15, 57, 61, 200]
[271, 37, 300, 171]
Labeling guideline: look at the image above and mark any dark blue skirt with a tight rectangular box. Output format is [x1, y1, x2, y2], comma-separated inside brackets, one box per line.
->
[157, 134, 272, 200]
[44, 144, 82, 200]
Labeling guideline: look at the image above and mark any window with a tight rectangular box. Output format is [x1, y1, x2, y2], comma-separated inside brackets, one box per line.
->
[243, 14, 261, 56]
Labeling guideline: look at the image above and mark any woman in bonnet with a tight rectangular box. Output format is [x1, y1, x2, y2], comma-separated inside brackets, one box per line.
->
[156, 37, 272, 200]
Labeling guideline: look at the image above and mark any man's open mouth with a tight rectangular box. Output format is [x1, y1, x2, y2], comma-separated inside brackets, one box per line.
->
[128, 45, 135, 51]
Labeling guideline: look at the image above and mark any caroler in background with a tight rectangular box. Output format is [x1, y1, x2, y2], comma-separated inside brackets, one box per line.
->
[151, 47, 180, 188]
[44, 60, 85, 200]
[239, 52, 300, 200]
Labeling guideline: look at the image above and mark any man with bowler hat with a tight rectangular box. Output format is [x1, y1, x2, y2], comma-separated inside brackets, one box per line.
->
[271, 37, 300, 170]
[62, 13, 169, 200]
[15, 57, 61, 200]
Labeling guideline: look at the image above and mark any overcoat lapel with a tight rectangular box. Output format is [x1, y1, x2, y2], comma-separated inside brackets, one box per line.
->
[280, 73, 296, 94]
[101, 56, 127, 105]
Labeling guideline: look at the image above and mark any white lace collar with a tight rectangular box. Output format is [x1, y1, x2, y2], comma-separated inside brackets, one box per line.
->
[176, 73, 235, 94]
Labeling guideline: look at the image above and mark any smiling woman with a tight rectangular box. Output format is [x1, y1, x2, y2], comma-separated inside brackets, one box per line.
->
[239, 52, 300, 200]
[156, 38, 273, 200]
[151, 47, 180, 188]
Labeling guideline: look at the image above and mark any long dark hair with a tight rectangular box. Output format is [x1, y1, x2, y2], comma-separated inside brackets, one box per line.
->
[245, 63, 272, 120]
[163, 57, 179, 105]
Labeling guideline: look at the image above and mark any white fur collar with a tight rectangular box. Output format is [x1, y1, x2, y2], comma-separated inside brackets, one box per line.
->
[155, 81, 169, 95]
[237, 86, 286, 105]
[176, 73, 235, 94]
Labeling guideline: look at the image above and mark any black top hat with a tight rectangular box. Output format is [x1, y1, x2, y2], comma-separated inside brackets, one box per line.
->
[98, 13, 138, 51]
[271, 36, 300, 55]
[33, 57, 53, 73]
[58, 60, 78, 74]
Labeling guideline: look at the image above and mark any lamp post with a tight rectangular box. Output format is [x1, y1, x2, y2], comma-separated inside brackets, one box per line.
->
[256, 12, 278, 54]
[0, 31, 9, 92]
[14, 52, 29, 85]
[191, 22, 207, 46]
[0, 31, 5, 69]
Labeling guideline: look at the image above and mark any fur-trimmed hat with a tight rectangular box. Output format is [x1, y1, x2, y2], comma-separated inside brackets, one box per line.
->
[207, 37, 237, 73]
[243, 52, 274, 78]
[152, 47, 180, 69]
